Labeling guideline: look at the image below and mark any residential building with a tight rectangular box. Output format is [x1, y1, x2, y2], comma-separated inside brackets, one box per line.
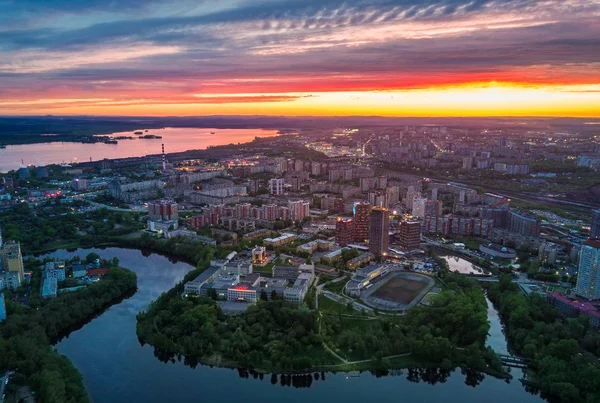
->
[0, 293, 6, 322]
[399, 221, 421, 251]
[575, 239, 600, 300]
[288, 200, 310, 221]
[268, 178, 285, 195]
[353, 202, 371, 243]
[509, 210, 540, 236]
[335, 218, 354, 246]
[0, 240, 24, 286]
[368, 190, 389, 208]
[412, 198, 442, 218]
[148, 200, 179, 232]
[591, 209, 600, 240]
[369, 207, 389, 256]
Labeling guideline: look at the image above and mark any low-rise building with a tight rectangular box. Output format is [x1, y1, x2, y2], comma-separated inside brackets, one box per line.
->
[347, 252, 375, 270]
[273, 263, 315, 281]
[546, 292, 600, 328]
[346, 264, 390, 296]
[183, 266, 222, 295]
[283, 272, 313, 305]
[264, 233, 296, 247]
[252, 246, 267, 265]
[41, 277, 58, 298]
[296, 239, 332, 255]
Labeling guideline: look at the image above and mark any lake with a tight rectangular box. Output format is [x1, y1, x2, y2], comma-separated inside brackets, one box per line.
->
[0, 127, 278, 172]
[437, 250, 490, 275]
[42, 247, 543, 403]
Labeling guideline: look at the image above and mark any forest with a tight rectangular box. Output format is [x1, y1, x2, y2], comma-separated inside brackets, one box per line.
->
[486, 275, 600, 402]
[0, 266, 137, 403]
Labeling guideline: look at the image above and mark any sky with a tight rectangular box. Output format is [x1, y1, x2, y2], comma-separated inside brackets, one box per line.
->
[0, 0, 599, 117]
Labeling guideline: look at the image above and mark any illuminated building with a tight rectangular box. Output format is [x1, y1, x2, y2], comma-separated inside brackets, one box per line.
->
[252, 246, 267, 265]
[591, 209, 600, 240]
[353, 202, 371, 243]
[227, 285, 258, 302]
[335, 218, 354, 246]
[369, 207, 389, 256]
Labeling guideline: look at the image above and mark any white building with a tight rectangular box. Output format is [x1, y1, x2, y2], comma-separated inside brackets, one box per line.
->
[268, 178, 285, 195]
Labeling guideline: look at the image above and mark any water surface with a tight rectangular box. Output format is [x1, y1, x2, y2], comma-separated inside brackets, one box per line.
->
[0, 127, 278, 172]
[42, 247, 543, 403]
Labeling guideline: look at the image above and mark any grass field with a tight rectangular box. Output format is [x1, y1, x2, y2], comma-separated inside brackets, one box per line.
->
[372, 277, 429, 304]
[323, 278, 348, 294]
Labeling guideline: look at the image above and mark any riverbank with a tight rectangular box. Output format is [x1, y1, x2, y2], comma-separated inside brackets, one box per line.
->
[0, 266, 137, 403]
[485, 275, 600, 402]
[136, 266, 508, 378]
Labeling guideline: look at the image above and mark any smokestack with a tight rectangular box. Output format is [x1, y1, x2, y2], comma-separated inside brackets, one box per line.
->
[162, 143, 166, 170]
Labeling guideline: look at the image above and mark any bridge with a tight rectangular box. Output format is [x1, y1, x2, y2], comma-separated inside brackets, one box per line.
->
[498, 354, 530, 369]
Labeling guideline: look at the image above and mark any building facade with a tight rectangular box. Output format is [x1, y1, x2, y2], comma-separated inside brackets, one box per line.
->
[369, 207, 389, 256]
[575, 240, 600, 300]
[399, 221, 421, 251]
[353, 202, 371, 243]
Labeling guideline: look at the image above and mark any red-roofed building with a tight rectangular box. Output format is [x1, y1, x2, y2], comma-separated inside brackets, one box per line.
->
[546, 292, 600, 328]
[87, 268, 110, 277]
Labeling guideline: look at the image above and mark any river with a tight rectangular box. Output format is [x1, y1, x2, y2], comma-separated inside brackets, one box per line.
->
[0, 127, 278, 172]
[42, 247, 543, 403]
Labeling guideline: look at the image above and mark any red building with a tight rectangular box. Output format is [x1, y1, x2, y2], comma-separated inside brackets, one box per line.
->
[148, 200, 178, 222]
[399, 221, 421, 251]
[353, 202, 371, 243]
[335, 218, 354, 246]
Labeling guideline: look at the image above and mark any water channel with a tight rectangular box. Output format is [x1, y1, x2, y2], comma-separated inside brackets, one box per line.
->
[41, 247, 544, 403]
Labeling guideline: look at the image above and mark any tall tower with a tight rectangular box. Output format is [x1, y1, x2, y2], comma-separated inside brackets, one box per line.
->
[575, 239, 600, 300]
[591, 209, 600, 240]
[353, 202, 371, 243]
[369, 207, 389, 256]
[161, 144, 166, 170]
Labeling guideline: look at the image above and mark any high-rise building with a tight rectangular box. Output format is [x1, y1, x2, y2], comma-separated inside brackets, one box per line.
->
[369, 207, 389, 256]
[575, 239, 600, 300]
[1, 240, 24, 285]
[591, 209, 600, 240]
[0, 293, 6, 322]
[404, 187, 421, 210]
[268, 178, 285, 195]
[288, 200, 310, 221]
[368, 190, 389, 208]
[335, 218, 354, 246]
[399, 221, 421, 251]
[412, 197, 442, 218]
[508, 210, 540, 236]
[148, 200, 179, 222]
[353, 202, 371, 243]
[387, 186, 400, 205]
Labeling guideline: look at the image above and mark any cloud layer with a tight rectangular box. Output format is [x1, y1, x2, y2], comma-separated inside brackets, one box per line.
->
[0, 0, 599, 115]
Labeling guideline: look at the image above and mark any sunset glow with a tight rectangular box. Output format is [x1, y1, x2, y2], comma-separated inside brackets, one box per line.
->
[1, 0, 599, 117]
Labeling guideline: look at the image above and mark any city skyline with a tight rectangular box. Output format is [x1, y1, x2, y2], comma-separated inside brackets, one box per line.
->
[1, 0, 600, 117]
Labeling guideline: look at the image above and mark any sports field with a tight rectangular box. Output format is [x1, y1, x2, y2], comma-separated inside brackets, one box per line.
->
[372, 277, 429, 304]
